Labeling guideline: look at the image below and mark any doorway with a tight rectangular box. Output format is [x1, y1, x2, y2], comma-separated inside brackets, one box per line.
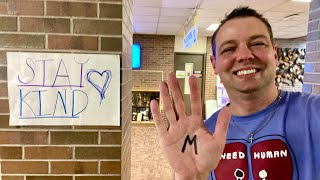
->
[174, 53, 205, 116]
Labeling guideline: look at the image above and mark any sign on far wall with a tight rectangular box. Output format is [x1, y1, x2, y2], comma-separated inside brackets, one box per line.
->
[7, 52, 120, 126]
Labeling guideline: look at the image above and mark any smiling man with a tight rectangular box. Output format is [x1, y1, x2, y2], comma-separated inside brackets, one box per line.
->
[150, 6, 320, 180]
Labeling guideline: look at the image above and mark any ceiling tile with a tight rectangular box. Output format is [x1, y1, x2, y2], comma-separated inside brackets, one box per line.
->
[157, 27, 181, 33]
[132, 0, 310, 38]
[134, 22, 158, 28]
[160, 8, 194, 17]
[133, 6, 160, 16]
[263, 11, 301, 20]
[271, 1, 310, 12]
[162, 0, 201, 8]
[200, 0, 245, 10]
[159, 16, 187, 23]
[134, 15, 159, 22]
[133, 0, 162, 7]
[196, 9, 228, 18]
[239, 0, 287, 11]
[157, 22, 182, 29]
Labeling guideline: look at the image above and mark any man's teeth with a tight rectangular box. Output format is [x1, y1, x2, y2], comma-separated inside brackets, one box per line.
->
[236, 69, 257, 75]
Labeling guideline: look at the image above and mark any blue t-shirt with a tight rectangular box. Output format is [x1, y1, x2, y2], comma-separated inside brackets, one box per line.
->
[205, 91, 320, 180]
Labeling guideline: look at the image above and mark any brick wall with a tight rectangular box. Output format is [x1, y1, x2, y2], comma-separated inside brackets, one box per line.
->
[0, 0, 132, 179]
[205, 37, 217, 101]
[132, 34, 175, 90]
[304, 0, 320, 94]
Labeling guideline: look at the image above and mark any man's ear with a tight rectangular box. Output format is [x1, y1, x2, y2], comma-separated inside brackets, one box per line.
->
[210, 55, 219, 75]
[273, 45, 279, 67]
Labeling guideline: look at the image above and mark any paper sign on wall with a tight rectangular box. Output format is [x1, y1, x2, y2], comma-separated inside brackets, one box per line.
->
[184, 63, 193, 94]
[7, 52, 120, 126]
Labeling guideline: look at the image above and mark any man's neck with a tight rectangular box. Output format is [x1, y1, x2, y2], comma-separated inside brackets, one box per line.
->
[227, 87, 280, 116]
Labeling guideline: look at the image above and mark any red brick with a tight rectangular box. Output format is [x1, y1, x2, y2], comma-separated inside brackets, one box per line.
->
[7, 1, 44, 15]
[48, 35, 97, 50]
[20, 18, 70, 33]
[0, 115, 10, 128]
[75, 147, 121, 159]
[0, 51, 7, 64]
[73, 19, 121, 35]
[101, 37, 122, 51]
[99, 4, 122, 18]
[0, 2, 7, 14]
[1, 161, 48, 174]
[0, 99, 9, 113]
[75, 177, 120, 180]
[26, 176, 72, 180]
[100, 161, 121, 174]
[47, 1, 97, 17]
[50, 131, 98, 145]
[0, 34, 45, 49]
[0, 131, 48, 144]
[0, 17, 17, 31]
[2, 177, 24, 180]
[0, 147, 22, 159]
[24, 146, 72, 159]
[100, 132, 121, 144]
[0, 83, 8, 97]
[51, 161, 98, 174]
[0, 66, 7, 80]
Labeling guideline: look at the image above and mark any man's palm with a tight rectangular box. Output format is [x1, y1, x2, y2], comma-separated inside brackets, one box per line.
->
[150, 73, 231, 179]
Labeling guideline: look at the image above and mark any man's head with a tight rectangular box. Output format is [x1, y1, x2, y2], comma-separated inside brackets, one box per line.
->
[210, 6, 279, 94]
[211, 6, 274, 59]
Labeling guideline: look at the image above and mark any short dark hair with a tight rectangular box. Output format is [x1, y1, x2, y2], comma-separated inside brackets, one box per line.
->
[211, 6, 274, 58]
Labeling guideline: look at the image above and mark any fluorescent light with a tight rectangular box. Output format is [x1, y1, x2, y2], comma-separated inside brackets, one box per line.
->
[206, 23, 219, 31]
[291, 0, 312, 2]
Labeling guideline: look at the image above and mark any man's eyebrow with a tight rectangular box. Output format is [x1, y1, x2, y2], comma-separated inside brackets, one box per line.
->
[249, 34, 268, 41]
[219, 40, 237, 49]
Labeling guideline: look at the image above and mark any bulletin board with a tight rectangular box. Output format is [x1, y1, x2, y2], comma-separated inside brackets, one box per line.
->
[6, 52, 120, 126]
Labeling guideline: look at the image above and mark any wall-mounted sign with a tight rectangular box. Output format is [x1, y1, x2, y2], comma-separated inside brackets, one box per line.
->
[216, 75, 229, 107]
[184, 63, 194, 94]
[7, 52, 120, 126]
[183, 25, 198, 49]
[176, 70, 186, 78]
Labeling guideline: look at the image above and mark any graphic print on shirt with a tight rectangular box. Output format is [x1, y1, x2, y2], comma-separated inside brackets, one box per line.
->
[214, 142, 248, 180]
[214, 139, 293, 180]
[251, 139, 292, 180]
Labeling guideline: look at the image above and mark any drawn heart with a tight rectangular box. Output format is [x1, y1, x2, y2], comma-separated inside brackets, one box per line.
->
[86, 69, 112, 103]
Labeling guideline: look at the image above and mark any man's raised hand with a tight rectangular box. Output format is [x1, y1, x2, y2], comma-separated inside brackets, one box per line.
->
[150, 73, 231, 180]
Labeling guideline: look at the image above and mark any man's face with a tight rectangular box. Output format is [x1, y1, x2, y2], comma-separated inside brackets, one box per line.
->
[211, 17, 278, 94]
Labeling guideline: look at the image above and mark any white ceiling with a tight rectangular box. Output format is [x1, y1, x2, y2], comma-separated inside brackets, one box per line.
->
[133, 0, 311, 38]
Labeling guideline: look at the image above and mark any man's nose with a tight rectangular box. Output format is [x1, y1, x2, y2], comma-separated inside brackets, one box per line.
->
[235, 44, 254, 62]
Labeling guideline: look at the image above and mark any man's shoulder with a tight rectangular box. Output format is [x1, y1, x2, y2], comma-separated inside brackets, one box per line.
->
[283, 90, 320, 104]
[204, 109, 221, 133]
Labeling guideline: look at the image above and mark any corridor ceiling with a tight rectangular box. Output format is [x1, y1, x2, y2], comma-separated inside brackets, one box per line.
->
[133, 0, 311, 38]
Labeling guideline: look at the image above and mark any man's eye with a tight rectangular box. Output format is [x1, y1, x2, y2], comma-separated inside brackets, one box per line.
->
[252, 42, 265, 46]
[221, 47, 235, 54]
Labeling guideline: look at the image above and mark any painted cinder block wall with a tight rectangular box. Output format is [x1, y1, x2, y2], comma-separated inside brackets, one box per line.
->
[0, 0, 132, 179]
[303, 0, 320, 94]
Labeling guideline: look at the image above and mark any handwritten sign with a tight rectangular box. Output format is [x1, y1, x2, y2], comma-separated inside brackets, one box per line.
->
[7, 52, 120, 126]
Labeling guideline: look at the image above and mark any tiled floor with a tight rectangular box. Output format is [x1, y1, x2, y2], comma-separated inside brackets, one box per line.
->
[131, 124, 174, 179]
